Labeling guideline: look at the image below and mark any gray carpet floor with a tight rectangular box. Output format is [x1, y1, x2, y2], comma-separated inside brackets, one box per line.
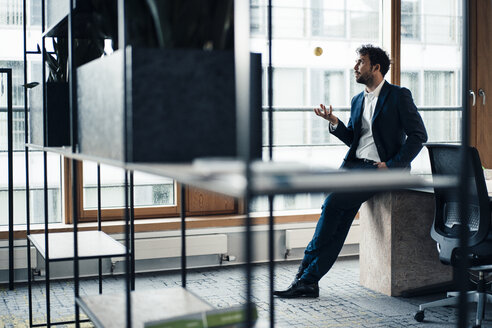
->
[1, 257, 491, 327]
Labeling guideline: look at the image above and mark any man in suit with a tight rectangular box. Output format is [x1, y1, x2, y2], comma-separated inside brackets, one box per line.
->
[274, 44, 428, 298]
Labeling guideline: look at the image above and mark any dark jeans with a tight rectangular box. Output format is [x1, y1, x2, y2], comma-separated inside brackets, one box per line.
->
[300, 159, 379, 283]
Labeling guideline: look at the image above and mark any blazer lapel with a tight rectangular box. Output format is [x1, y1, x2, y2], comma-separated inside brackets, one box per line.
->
[372, 81, 390, 123]
[353, 93, 364, 129]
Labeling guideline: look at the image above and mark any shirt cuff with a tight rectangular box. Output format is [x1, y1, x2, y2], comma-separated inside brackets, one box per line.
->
[329, 122, 338, 132]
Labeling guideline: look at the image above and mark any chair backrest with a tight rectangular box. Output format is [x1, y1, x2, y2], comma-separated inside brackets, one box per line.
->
[426, 144, 490, 264]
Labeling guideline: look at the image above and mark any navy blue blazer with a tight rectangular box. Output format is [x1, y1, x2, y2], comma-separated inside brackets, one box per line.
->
[331, 81, 428, 168]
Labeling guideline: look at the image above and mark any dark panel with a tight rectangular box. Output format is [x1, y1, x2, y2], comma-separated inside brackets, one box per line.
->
[45, 82, 70, 146]
[77, 47, 262, 163]
[130, 48, 237, 162]
[29, 82, 70, 147]
[249, 53, 263, 160]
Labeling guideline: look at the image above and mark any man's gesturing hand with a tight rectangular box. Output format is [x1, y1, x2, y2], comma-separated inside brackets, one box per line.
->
[314, 104, 339, 125]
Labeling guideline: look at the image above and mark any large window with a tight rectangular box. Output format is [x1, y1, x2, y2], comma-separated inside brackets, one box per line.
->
[0, 0, 62, 226]
[251, 0, 381, 211]
[400, 0, 462, 158]
[0, 0, 465, 223]
[251, 0, 463, 211]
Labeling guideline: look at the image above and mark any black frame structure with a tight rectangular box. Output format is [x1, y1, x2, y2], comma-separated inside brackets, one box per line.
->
[457, 1, 471, 327]
[21, 1, 131, 327]
[1, 68, 13, 291]
[8, 0, 473, 327]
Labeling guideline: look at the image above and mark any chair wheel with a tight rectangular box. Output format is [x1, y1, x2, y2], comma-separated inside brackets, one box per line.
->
[414, 310, 425, 322]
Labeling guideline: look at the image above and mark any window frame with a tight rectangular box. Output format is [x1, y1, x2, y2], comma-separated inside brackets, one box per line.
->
[65, 159, 237, 223]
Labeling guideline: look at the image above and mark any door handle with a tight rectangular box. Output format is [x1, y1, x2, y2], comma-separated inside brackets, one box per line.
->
[479, 88, 486, 105]
[470, 90, 476, 106]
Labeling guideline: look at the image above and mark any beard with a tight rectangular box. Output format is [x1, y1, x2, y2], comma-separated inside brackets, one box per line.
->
[355, 71, 374, 86]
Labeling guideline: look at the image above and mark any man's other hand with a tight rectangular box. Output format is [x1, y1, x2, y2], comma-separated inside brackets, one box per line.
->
[374, 162, 388, 169]
[314, 104, 338, 125]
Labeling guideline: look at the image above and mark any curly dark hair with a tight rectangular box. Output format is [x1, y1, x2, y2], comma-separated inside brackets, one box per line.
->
[356, 44, 391, 77]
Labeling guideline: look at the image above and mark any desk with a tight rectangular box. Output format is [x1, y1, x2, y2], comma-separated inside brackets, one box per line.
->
[359, 180, 492, 297]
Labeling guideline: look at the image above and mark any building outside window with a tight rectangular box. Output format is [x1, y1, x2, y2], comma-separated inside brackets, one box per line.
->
[0, 0, 23, 26]
[81, 162, 175, 212]
[251, 0, 462, 211]
[0, 0, 62, 226]
[400, 0, 462, 154]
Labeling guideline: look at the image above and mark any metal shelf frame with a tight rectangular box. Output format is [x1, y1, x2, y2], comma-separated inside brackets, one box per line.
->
[0, 67, 13, 291]
[11, 0, 471, 327]
[20, 0, 132, 327]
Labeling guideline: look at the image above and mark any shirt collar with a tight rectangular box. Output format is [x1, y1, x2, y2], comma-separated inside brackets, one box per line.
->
[364, 79, 385, 99]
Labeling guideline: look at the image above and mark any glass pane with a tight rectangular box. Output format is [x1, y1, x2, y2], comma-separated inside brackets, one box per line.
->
[423, 0, 458, 44]
[401, 0, 462, 109]
[402, 0, 420, 40]
[0, 61, 24, 107]
[0, 150, 63, 226]
[27, 152, 62, 224]
[348, 0, 380, 40]
[251, 193, 327, 212]
[311, 0, 345, 38]
[82, 162, 175, 210]
[401, 71, 420, 106]
[250, 0, 266, 35]
[272, 68, 305, 107]
[29, 0, 41, 26]
[401, 0, 463, 174]
[0, 0, 23, 26]
[310, 70, 346, 107]
[274, 7, 305, 38]
[423, 71, 456, 106]
[251, 0, 383, 210]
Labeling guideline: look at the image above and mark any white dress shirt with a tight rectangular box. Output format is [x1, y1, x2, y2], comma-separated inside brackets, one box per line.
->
[330, 79, 386, 162]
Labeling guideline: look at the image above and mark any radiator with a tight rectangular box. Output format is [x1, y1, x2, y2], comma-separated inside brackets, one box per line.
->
[0, 247, 37, 270]
[285, 224, 360, 252]
[133, 234, 228, 260]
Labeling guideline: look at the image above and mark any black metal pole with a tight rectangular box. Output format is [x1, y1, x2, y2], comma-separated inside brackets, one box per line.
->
[457, 1, 470, 327]
[24, 0, 33, 322]
[130, 171, 135, 291]
[72, 159, 80, 328]
[266, 1, 275, 327]
[39, 0, 51, 320]
[43, 151, 51, 328]
[245, 183, 253, 327]
[97, 164, 103, 294]
[3, 67, 14, 290]
[268, 195, 274, 326]
[267, 0, 273, 161]
[234, 0, 253, 325]
[124, 171, 132, 328]
[117, 0, 131, 324]
[181, 185, 187, 288]
[68, 0, 80, 325]
[23, 13, 34, 324]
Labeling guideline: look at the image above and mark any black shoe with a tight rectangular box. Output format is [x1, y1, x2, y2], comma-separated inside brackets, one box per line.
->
[273, 279, 319, 298]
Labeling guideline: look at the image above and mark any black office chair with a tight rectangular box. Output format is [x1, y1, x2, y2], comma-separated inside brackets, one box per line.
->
[414, 144, 492, 327]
